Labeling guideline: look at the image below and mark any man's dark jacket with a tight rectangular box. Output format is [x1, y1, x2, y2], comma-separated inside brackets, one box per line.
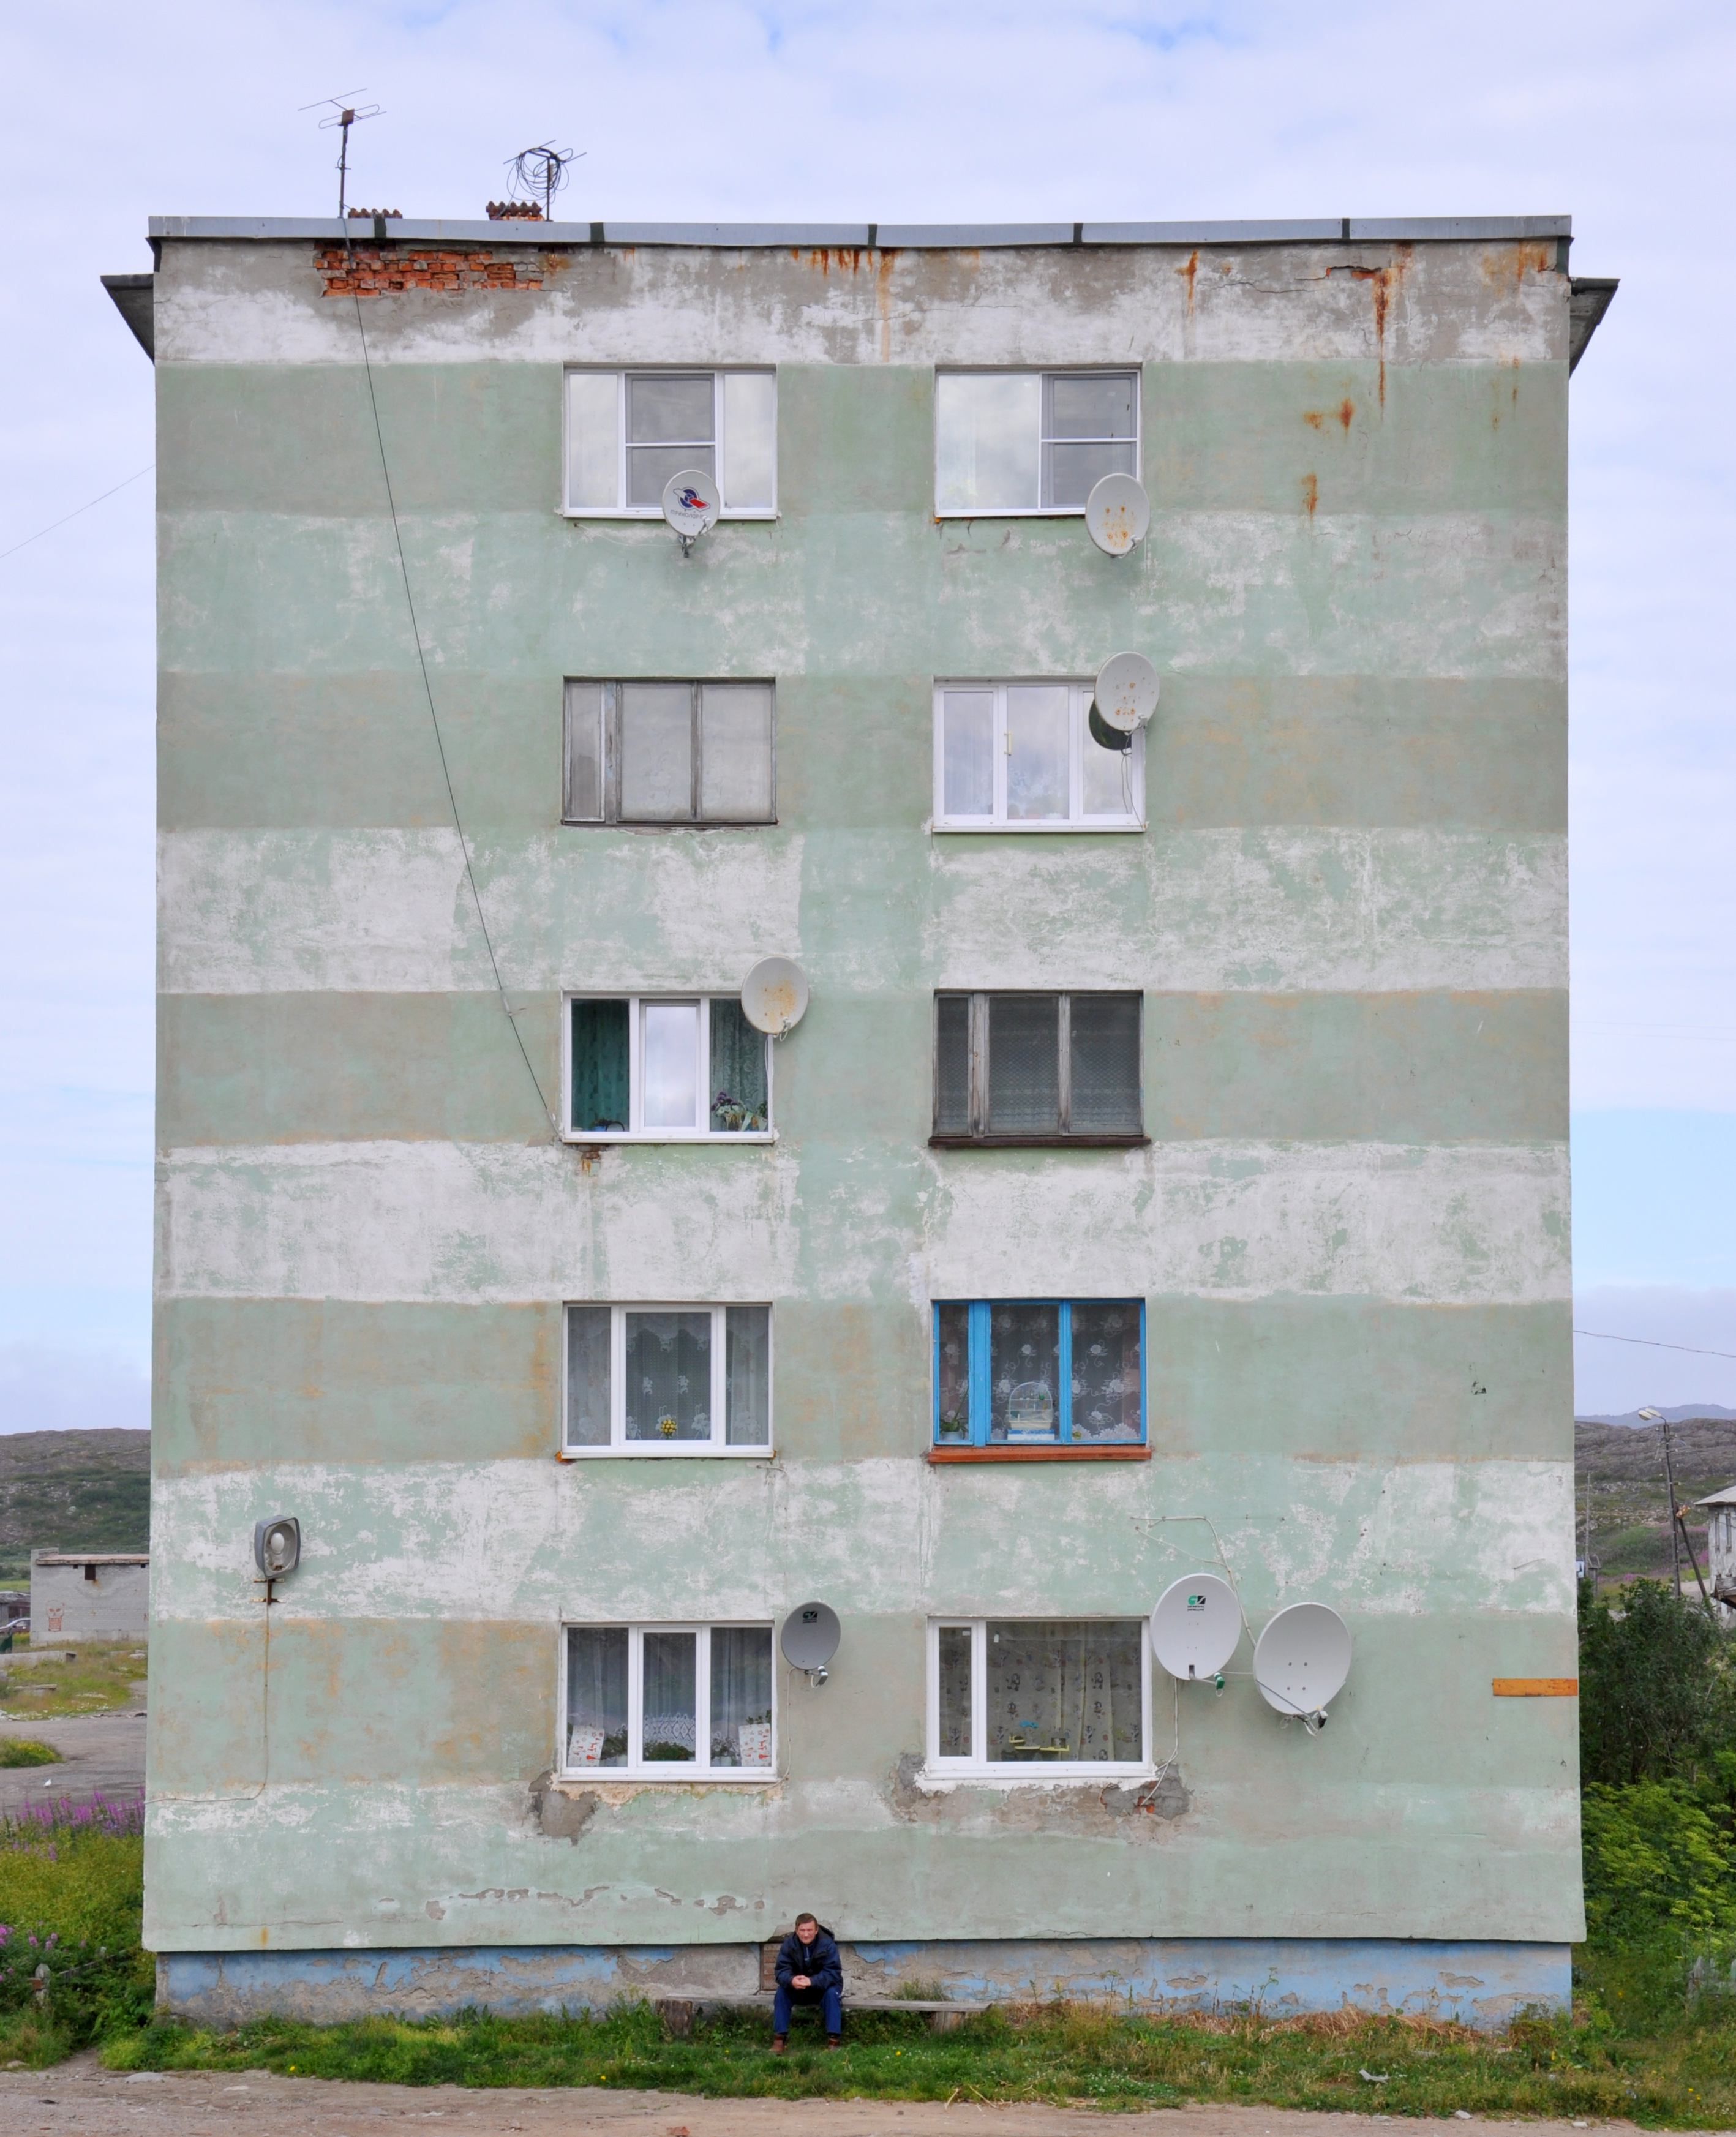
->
[774, 1924, 843, 1997]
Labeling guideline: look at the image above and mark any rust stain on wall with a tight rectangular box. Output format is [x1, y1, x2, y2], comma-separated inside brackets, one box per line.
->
[1176, 249, 1200, 312]
[1301, 472, 1319, 519]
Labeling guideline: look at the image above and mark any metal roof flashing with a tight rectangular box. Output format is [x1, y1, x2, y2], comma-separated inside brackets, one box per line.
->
[147, 214, 1573, 248]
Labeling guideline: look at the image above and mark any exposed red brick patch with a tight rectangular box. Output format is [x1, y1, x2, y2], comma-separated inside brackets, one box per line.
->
[315, 244, 565, 296]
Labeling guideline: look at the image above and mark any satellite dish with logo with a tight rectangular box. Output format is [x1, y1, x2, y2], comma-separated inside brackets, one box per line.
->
[661, 467, 720, 554]
[1151, 1573, 1241, 1683]
[741, 956, 809, 1037]
[1092, 651, 1160, 736]
[1253, 1602, 1351, 1727]
[781, 1601, 841, 1686]
[1085, 472, 1150, 557]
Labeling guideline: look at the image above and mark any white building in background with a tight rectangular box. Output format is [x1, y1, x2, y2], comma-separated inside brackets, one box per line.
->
[30, 1552, 150, 1642]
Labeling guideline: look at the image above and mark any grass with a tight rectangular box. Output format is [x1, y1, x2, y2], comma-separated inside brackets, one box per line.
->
[78, 1988, 1736, 2122]
[0, 1740, 59, 1768]
[0, 1795, 151, 2068]
[0, 1640, 148, 1722]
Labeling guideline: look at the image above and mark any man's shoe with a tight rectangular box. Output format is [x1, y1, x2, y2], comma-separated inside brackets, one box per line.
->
[771, 2036, 786, 2054]
[827, 2037, 841, 2049]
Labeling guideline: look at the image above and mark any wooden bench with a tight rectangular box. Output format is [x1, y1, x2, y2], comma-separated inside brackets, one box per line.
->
[647, 1988, 987, 2037]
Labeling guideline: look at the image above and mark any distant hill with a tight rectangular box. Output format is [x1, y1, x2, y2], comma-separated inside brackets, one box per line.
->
[1578, 1404, 1736, 1427]
[0, 1430, 150, 1587]
[1576, 1416, 1736, 1489]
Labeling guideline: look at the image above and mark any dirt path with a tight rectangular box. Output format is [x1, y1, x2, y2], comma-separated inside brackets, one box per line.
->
[0, 1713, 146, 1817]
[0, 2060, 1670, 2137]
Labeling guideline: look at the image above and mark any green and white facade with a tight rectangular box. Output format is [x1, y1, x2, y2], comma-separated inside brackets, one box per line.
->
[126, 214, 1600, 2024]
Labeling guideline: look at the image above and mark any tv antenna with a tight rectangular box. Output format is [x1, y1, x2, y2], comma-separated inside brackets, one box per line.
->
[505, 142, 584, 221]
[301, 90, 384, 219]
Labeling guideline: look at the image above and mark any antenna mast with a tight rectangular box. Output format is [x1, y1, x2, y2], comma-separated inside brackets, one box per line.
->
[301, 90, 384, 218]
[505, 143, 584, 221]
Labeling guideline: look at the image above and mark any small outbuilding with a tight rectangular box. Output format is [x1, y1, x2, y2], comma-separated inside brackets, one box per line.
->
[29, 1552, 149, 1641]
[1694, 1487, 1736, 1607]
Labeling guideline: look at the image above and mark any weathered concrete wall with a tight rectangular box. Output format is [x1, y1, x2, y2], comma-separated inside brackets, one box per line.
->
[157, 1937, 1568, 2029]
[146, 233, 1577, 1967]
[32, 1556, 150, 1642]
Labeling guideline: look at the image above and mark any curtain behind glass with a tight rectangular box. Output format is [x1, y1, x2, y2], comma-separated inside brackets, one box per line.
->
[566, 1626, 628, 1767]
[710, 1628, 773, 1766]
[566, 1306, 611, 1446]
[990, 1302, 1059, 1441]
[1069, 995, 1141, 1133]
[625, 1311, 712, 1440]
[699, 685, 774, 822]
[571, 1000, 629, 1132]
[725, 1306, 770, 1444]
[709, 999, 768, 1131]
[988, 996, 1059, 1133]
[985, 1620, 1142, 1762]
[935, 1302, 971, 1442]
[620, 683, 694, 821]
[935, 374, 1040, 512]
[1069, 1302, 1142, 1441]
[641, 1631, 697, 1760]
[934, 996, 971, 1134]
[938, 1627, 972, 1757]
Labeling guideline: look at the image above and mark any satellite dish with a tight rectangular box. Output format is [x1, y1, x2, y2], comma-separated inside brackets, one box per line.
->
[1151, 1574, 1242, 1682]
[1253, 1602, 1351, 1721]
[1085, 473, 1150, 557]
[1093, 652, 1160, 735]
[781, 1601, 840, 1685]
[741, 956, 809, 1037]
[661, 467, 720, 553]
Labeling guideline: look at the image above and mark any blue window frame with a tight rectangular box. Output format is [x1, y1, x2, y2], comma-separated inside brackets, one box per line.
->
[933, 1300, 1146, 1448]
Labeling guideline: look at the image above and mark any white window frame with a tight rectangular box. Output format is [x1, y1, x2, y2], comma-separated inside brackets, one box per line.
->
[558, 1621, 778, 1781]
[562, 369, 778, 519]
[924, 1617, 1151, 1781]
[932, 680, 1146, 832]
[933, 369, 1140, 518]
[562, 1302, 773, 1459]
[563, 994, 775, 1144]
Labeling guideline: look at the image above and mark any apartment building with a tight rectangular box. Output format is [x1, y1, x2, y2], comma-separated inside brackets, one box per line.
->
[110, 212, 1612, 2024]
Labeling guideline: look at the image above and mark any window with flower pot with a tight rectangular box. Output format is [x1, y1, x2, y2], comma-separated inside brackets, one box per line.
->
[563, 1623, 775, 1778]
[567, 995, 771, 1141]
[565, 1303, 771, 1455]
[933, 1299, 1144, 1448]
[928, 1618, 1149, 1776]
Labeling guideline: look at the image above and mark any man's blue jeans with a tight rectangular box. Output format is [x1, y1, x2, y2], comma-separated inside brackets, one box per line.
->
[773, 1983, 842, 2036]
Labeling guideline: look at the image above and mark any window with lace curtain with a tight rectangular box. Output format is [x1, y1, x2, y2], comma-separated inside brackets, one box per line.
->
[929, 1618, 1148, 1776]
[933, 1299, 1144, 1448]
[565, 1303, 770, 1455]
[563, 1624, 775, 1779]
[933, 680, 1144, 830]
[933, 991, 1143, 1144]
[566, 994, 771, 1140]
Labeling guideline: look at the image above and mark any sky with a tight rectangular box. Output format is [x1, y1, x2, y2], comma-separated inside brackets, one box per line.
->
[1, 0, 1732, 1432]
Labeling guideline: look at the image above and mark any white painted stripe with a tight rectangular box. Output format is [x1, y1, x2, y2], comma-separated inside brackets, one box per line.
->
[155, 1138, 1568, 1307]
[159, 827, 1565, 996]
[149, 1454, 1574, 1621]
[156, 244, 1566, 369]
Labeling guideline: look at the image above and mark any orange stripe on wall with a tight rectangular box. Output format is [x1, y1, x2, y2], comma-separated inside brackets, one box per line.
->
[1492, 1678, 1579, 1697]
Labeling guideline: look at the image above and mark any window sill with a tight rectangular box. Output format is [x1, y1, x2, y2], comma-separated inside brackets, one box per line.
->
[558, 1770, 780, 1785]
[562, 818, 780, 830]
[928, 1444, 1149, 1463]
[562, 1132, 776, 1146]
[560, 508, 779, 522]
[915, 1763, 1154, 1787]
[930, 821, 1146, 835]
[932, 508, 1091, 521]
[558, 1446, 773, 1460]
[928, 1134, 1149, 1150]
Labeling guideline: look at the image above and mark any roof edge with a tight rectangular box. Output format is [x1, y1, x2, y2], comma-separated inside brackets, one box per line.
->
[147, 213, 1573, 248]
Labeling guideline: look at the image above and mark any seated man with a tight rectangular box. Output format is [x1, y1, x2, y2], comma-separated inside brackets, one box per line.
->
[772, 1911, 843, 2051]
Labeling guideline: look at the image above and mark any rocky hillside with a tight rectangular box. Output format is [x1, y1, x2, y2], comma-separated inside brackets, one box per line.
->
[0, 1430, 150, 1587]
[1576, 1415, 1736, 1592]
